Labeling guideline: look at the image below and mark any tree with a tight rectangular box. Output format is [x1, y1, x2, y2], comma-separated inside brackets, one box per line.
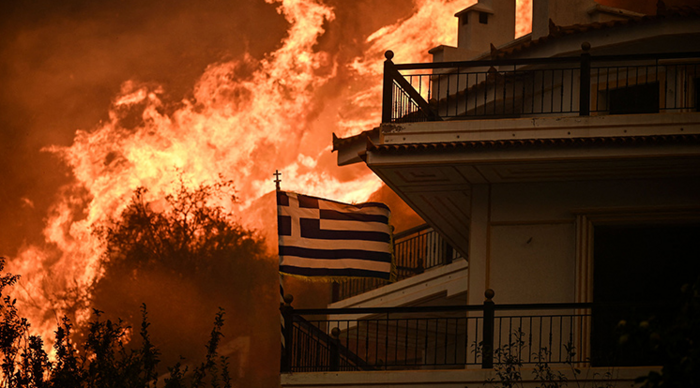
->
[0, 254, 232, 387]
[91, 178, 277, 386]
[0, 180, 277, 387]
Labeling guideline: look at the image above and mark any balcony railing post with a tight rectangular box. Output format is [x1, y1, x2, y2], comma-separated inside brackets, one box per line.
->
[579, 42, 591, 116]
[382, 50, 395, 123]
[330, 327, 340, 371]
[280, 294, 294, 373]
[482, 289, 495, 369]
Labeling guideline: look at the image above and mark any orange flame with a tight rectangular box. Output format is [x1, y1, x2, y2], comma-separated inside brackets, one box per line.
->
[9, 0, 532, 346]
[345, 0, 530, 137]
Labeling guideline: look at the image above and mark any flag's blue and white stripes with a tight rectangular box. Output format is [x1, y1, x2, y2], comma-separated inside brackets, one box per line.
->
[277, 191, 393, 280]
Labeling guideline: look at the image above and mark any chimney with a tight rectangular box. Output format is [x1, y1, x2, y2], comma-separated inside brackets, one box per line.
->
[455, 0, 516, 56]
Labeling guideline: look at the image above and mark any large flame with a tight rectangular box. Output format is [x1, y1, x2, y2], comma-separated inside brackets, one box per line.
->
[8, 0, 532, 349]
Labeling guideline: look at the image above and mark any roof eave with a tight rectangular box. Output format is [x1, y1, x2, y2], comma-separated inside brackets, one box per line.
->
[332, 128, 380, 166]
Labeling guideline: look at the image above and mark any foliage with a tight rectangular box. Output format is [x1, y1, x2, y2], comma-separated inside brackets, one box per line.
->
[90, 178, 276, 382]
[532, 347, 567, 388]
[0, 256, 231, 387]
[621, 277, 700, 388]
[488, 331, 525, 388]
[95, 177, 268, 290]
[0, 180, 276, 387]
[482, 330, 614, 388]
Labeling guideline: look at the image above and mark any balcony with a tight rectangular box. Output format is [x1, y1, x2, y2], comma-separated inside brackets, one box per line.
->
[332, 50, 700, 264]
[281, 290, 672, 374]
[382, 48, 700, 123]
[332, 224, 463, 302]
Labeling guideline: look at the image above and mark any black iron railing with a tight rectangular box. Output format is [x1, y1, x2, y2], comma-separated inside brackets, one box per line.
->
[333, 224, 463, 301]
[285, 314, 374, 372]
[281, 291, 604, 373]
[382, 47, 700, 123]
[281, 290, 669, 373]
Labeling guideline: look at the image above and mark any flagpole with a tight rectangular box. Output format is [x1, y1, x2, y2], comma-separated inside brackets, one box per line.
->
[275, 170, 292, 373]
[274, 169, 281, 192]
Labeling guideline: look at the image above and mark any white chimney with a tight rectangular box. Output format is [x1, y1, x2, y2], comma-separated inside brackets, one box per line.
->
[455, 0, 516, 56]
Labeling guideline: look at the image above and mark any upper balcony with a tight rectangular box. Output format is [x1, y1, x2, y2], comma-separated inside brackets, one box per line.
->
[381, 46, 700, 124]
[336, 47, 700, 169]
[328, 49, 700, 302]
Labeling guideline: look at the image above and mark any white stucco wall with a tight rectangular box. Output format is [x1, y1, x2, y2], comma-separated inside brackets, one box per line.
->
[467, 177, 700, 306]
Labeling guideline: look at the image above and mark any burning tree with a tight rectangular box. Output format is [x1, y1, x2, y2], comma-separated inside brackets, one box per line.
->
[90, 178, 277, 385]
[0, 178, 277, 387]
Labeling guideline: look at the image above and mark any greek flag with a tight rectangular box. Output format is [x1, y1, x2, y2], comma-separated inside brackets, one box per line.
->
[277, 191, 393, 280]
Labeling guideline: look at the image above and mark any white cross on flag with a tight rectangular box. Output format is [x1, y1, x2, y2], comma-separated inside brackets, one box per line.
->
[277, 191, 393, 280]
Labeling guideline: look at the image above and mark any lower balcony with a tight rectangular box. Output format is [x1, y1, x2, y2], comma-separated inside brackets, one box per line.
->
[279, 290, 685, 387]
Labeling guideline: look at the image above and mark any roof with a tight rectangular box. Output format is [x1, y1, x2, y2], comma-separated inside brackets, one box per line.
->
[491, 3, 700, 58]
[332, 127, 378, 152]
[332, 2, 700, 158]
[454, 3, 494, 18]
[366, 134, 700, 154]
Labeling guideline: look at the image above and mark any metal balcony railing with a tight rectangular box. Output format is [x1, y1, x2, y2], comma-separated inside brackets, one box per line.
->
[281, 291, 670, 373]
[333, 224, 463, 301]
[382, 47, 700, 123]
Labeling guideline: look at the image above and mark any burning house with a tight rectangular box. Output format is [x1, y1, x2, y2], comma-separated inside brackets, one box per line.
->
[281, 0, 700, 386]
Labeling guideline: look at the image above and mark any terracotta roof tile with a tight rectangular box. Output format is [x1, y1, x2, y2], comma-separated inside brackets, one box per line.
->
[492, 4, 700, 59]
[332, 127, 379, 152]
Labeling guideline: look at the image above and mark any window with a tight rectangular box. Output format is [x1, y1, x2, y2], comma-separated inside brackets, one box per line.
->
[461, 14, 468, 25]
[591, 223, 700, 366]
[608, 81, 659, 114]
[479, 12, 488, 24]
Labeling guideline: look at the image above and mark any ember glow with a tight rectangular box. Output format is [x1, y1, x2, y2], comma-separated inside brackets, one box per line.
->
[3, 0, 532, 364]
